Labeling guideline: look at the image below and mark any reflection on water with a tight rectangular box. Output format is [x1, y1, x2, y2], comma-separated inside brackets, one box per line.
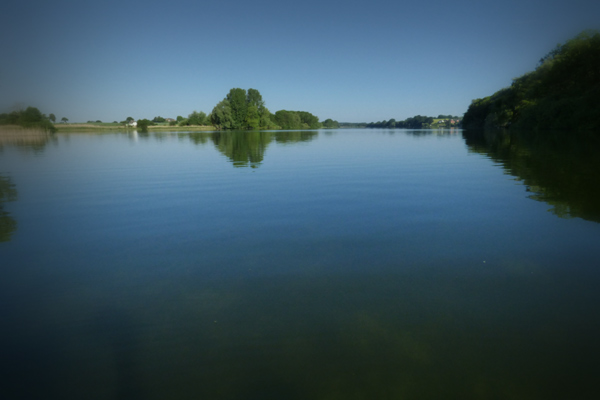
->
[135, 130, 318, 167]
[0, 126, 56, 153]
[212, 131, 272, 168]
[0, 175, 17, 242]
[463, 129, 600, 223]
[211, 130, 318, 167]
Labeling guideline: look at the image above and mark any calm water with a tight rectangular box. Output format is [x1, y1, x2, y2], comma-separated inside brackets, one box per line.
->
[1, 128, 600, 399]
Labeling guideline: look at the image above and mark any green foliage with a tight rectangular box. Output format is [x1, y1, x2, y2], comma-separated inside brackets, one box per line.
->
[322, 118, 340, 128]
[48, 113, 56, 122]
[247, 88, 265, 111]
[136, 119, 154, 131]
[245, 105, 260, 130]
[463, 30, 600, 132]
[187, 111, 208, 126]
[211, 88, 276, 130]
[226, 88, 249, 130]
[0, 106, 57, 133]
[297, 111, 322, 129]
[210, 100, 234, 130]
[270, 110, 321, 130]
[366, 115, 435, 129]
[272, 110, 302, 129]
[209, 88, 326, 130]
[152, 116, 166, 123]
[259, 107, 278, 129]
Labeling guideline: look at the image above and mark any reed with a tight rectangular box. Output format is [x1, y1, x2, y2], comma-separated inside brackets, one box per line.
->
[0, 125, 51, 145]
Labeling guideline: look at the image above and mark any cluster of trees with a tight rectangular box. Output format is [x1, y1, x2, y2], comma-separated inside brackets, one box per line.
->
[0, 107, 57, 132]
[463, 30, 600, 131]
[210, 88, 278, 130]
[178, 111, 209, 126]
[322, 119, 340, 128]
[209, 88, 338, 130]
[107, 88, 339, 131]
[366, 115, 435, 129]
[270, 110, 322, 130]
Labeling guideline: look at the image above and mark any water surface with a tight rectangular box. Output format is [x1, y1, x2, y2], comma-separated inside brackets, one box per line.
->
[1, 129, 599, 399]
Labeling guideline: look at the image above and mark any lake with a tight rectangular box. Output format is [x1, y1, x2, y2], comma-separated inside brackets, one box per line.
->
[1, 128, 600, 399]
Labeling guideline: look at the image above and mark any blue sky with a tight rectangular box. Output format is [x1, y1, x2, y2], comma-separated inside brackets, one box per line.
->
[1, 0, 599, 123]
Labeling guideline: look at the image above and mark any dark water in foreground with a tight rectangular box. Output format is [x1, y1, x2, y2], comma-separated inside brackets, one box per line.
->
[1, 128, 600, 399]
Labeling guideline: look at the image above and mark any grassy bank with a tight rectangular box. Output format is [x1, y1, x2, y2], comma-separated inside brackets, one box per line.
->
[55, 123, 217, 132]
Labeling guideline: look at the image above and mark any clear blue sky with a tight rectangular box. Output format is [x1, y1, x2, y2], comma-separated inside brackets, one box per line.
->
[1, 0, 598, 123]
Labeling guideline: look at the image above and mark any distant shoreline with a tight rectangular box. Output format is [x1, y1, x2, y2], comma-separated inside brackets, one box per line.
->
[55, 124, 217, 132]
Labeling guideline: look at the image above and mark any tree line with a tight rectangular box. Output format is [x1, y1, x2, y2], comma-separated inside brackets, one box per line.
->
[365, 115, 460, 129]
[121, 88, 339, 131]
[463, 30, 600, 132]
[0, 107, 57, 133]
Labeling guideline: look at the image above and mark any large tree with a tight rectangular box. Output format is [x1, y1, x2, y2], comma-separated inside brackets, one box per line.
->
[247, 89, 265, 112]
[226, 88, 248, 130]
[210, 100, 234, 130]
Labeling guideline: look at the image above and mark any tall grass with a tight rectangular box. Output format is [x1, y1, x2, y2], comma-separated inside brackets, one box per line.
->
[0, 125, 51, 146]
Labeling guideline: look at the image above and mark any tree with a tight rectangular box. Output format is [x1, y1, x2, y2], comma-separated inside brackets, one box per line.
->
[247, 88, 265, 112]
[272, 110, 302, 129]
[322, 118, 340, 128]
[226, 88, 248, 130]
[48, 113, 56, 123]
[259, 107, 277, 129]
[297, 111, 321, 129]
[187, 111, 208, 126]
[61, 117, 68, 124]
[210, 100, 234, 130]
[136, 119, 154, 131]
[245, 105, 260, 130]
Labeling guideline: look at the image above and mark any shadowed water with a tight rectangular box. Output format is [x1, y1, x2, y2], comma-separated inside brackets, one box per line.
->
[1, 129, 599, 399]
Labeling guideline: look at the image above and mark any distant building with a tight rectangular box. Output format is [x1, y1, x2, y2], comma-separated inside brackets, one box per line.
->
[128, 120, 137, 127]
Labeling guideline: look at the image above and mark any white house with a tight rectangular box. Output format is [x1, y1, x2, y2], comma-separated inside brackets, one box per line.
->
[128, 120, 137, 127]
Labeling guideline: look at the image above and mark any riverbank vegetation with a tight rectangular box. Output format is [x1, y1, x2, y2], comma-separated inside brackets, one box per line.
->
[0, 107, 56, 133]
[366, 115, 461, 129]
[463, 30, 600, 131]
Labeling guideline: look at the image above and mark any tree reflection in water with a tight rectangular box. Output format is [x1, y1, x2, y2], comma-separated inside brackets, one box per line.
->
[210, 130, 317, 168]
[463, 129, 600, 223]
[0, 175, 17, 242]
